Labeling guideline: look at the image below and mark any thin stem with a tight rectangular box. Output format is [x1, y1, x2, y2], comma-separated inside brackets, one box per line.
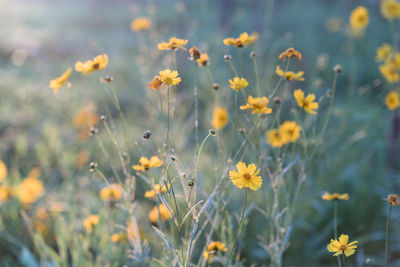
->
[238, 48, 243, 75]
[95, 168, 109, 185]
[341, 254, 346, 267]
[320, 72, 338, 142]
[252, 56, 261, 96]
[166, 85, 171, 153]
[109, 84, 129, 150]
[333, 201, 338, 239]
[228, 60, 239, 77]
[385, 205, 393, 267]
[269, 59, 291, 99]
[173, 50, 177, 71]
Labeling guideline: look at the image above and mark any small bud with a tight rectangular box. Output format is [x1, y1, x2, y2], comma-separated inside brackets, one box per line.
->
[143, 130, 151, 140]
[326, 89, 333, 98]
[387, 194, 399, 206]
[238, 128, 245, 135]
[224, 55, 231, 61]
[100, 115, 107, 121]
[100, 75, 114, 83]
[249, 51, 256, 58]
[212, 83, 220, 90]
[209, 129, 216, 136]
[333, 64, 343, 73]
[187, 180, 194, 187]
[274, 97, 281, 105]
[171, 155, 176, 161]
[365, 258, 371, 264]
[89, 162, 97, 172]
[89, 127, 98, 136]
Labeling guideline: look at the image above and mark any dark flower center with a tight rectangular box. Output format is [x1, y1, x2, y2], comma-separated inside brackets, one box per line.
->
[243, 173, 251, 180]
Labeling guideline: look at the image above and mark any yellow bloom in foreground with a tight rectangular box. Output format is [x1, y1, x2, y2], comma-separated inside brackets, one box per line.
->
[327, 234, 358, 257]
[130, 17, 151, 32]
[17, 171, 44, 205]
[132, 156, 163, 172]
[229, 162, 262, 191]
[212, 107, 229, 130]
[294, 89, 319, 114]
[49, 67, 72, 93]
[159, 69, 181, 86]
[380, 62, 400, 83]
[83, 215, 99, 232]
[276, 65, 305, 81]
[223, 32, 259, 47]
[349, 6, 369, 31]
[322, 192, 350, 201]
[203, 241, 228, 262]
[99, 183, 123, 201]
[381, 0, 400, 21]
[157, 37, 188, 51]
[385, 91, 400, 110]
[376, 43, 393, 62]
[229, 77, 249, 91]
[144, 183, 168, 198]
[266, 129, 288, 148]
[75, 54, 108, 75]
[0, 160, 7, 182]
[148, 203, 173, 223]
[387, 194, 400, 206]
[279, 121, 301, 143]
[278, 48, 302, 62]
[240, 96, 272, 114]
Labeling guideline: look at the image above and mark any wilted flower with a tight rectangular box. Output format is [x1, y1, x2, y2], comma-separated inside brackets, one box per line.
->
[159, 69, 181, 86]
[157, 37, 188, 51]
[322, 192, 350, 201]
[327, 234, 358, 257]
[130, 17, 152, 32]
[188, 46, 201, 60]
[203, 241, 228, 262]
[387, 194, 399, 206]
[211, 107, 229, 130]
[385, 91, 400, 110]
[148, 203, 173, 223]
[381, 0, 400, 21]
[229, 77, 249, 91]
[294, 89, 319, 114]
[278, 48, 302, 62]
[144, 183, 168, 198]
[229, 162, 262, 191]
[197, 53, 209, 67]
[83, 215, 99, 232]
[75, 54, 108, 75]
[132, 156, 163, 172]
[148, 75, 164, 90]
[276, 65, 305, 81]
[99, 184, 123, 201]
[240, 96, 272, 114]
[49, 67, 72, 93]
[223, 32, 259, 47]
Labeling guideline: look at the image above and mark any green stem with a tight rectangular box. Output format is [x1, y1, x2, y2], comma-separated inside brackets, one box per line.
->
[341, 254, 346, 267]
[252, 56, 261, 96]
[269, 59, 291, 99]
[333, 201, 338, 239]
[320, 72, 338, 142]
[385, 205, 393, 267]
[238, 48, 243, 75]
[166, 85, 171, 153]
[109, 84, 129, 150]
[229, 60, 239, 77]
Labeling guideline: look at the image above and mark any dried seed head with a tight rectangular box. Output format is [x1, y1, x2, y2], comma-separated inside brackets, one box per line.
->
[89, 127, 98, 136]
[212, 83, 220, 90]
[274, 97, 281, 105]
[100, 115, 107, 121]
[170, 155, 176, 161]
[224, 55, 231, 61]
[187, 180, 194, 187]
[333, 64, 343, 73]
[249, 51, 256, 58]
[387, 194, 399, 206]
[238, 128, 245, 134]
[100, 75, 114, 83]
[209, 129, 216, 136]
[326, 89, 333, 98]
[89, 162, 98, 172]
[143, 130, 151, 140]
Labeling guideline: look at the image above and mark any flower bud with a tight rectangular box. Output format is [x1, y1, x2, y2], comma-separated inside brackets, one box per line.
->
[143, 130, 151, 139]
[100, 115, 107, 121]
[89, 162, 97, 172]
[333, 64, 343, 73]
[212, 83, 220, 90]
[249, 51, 256, 58]
[209, 129, 216, 136]
[274, 97, 281, 105]
[224, 55, 231, 61]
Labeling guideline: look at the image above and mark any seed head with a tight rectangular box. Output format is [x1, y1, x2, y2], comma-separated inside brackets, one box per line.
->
[274, 97, 281, 105]
[212, 83, 220, 90]
[143, 130, 151, 140]
[333, 64, 343, 73]
[100, 115, 107, 121]
[250, 51, 256, 58]
[209, 129, 216, 136]
[224, 55, 231, 61]
[89, 162, 98, 172]
[89, 127, 98, 136]
[100, 75, 114, 83]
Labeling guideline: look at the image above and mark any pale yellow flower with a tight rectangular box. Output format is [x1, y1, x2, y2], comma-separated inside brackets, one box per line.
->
[211, 107, 229, 130]
[327, 234, 358, 257]
[381, 0, 400, 21]
[157, 37, 188, 51]
[229, 162, 262, 191]
[130, 17, 151, 32]
[229, 77, 249, 91]
[159, 69, 181, 86]
[49, 67, 72, 93]
[385, 91, 400, 110]
[75, 54, 108, 75]
[240, 96, 272, 114]
[294, 89, 319, 114]
[148, 204, 173, 223]
[223, 32, 259, 47]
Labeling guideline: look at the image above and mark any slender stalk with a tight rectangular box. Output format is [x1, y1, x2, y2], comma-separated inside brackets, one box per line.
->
[320, 72, 338, 141]
[252, 56, 261, 96]
[334, 201, 341, 267]
[269, 59, 291, 99]
[109, 84, 129, 150]
[173, 50, 177, 71]
[95, 168, 109, 185]
[341, 254, 346, 267]
[228, 60, 239, 77]
[166, 85, 171, 153]
[385, 205, 393, 267]
[238, 48, 243, 75]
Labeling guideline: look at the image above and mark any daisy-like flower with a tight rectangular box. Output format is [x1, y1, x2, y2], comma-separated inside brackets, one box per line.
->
[99, 183, 123, 201]
[0, 160, 7, 182]
[275, 65, 305, 81]
[279, 121, 301, 142]
[196, 53, 209, 67]
[75, 54, 108, 75]
[212, 107, 229, 130]
[132, 156, 163, 172]
[229, 162, 262, 191]
[229, 77, 249, 91]
[159, 69, 181, 86]
[376, 43, 393, 62]
[266, 129, 288, 148]
[327, 234, 358, 257]
[240, 96, 272, 114]
[386, 91, 400, 110]
[349, 6, 369, 31]
[294, 89, 319, 114]
[148, 75, 164, 90]
[148, 203, 173, 223]
[387, 194, 400, 206]
[144, 183, 168, 198]
[157, 37, 188, 51]
[381, 0, 400, 21]
[203, 241, 228, 262]
[49, 67, 72, 93]
[380, 62, 400, 83]
[130, 17, 151, 32]
[322, 192, 350, 201]
[83, 215, 99, 232]
[223, 32, 259, 48]
[278, 48, 302, 62]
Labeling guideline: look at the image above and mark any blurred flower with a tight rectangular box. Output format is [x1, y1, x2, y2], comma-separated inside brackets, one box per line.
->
[211, 107, 228, 130]
[111, 223, 142, 243]
[0, 160, 7, 182]
[387, 194, 399, 206]
[149, 75, 164, 90]
[229, 77, 249, 91]
[327, 234, 358, 257]
[130, 17, 152, 32]
[379, 61, 400, 83]
[279, 121, 301, 142]
[203, 241, 228, 262]
[0, 185, 11, 202]
[189, 46, 201, 60]
[73, 107, 99, 141]
[240, 96, 272, 114]
[83, 215, 99, 232]
[144, 183, 168, 198]
[381, 0, 400, 21]
[49, 67, 72, 94]
[229, 162, 262, 191]
[17, 167, 44, 205]
[132, 156, 162, 172]
[74, 150, 90, 169]
[148, 203, 173, 223]
[75, 54, 108, 75]
[349, 6, 369, 31]
[276, 65, 305, 81]
[322, 192, 350, 201]
[325, 17, 344, 33]
[159, 69, 181, 85]
[294, 89, 319, 114]
[157, 37, 188, 51]
[100, 183, 123, 201]
[267, 129, 288, 147]
[223, 32, 259, 47]
[386, 91, 400, 110]
[196, 53, 209, 67]
[376, 43, 393, 62]
[278, 48, 302, 62]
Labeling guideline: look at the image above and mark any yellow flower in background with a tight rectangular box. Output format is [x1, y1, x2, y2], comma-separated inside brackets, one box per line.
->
[0, 160, 7, 182]
[327, 234, 358, 257]
[240, 96, 272, 114]
[380, 61, 400, 83]
[376, 43, 393, 62]
[203, 241, 228, 262]
[196, 53, 209, 67]
[223, 32, 259, 47]
[229, 162, 262, 191]
[111, 223, 142, 243]
[148, 203, 173, 223]
[349, 6, 369, 31]
[74, 150, 90, 169]
[157, 37, 188, 51]
[385, 91, 400, 110]
[99, 183, 123, 201]
[17, 178, 44, 205]
[294, 89, 319, 114]
[322, 192, 350, 201]
[212, 107, 229, 130]
[276, 65, 305, 81]
[229, 77, 249, 91]
[159, 69, 181, 86]
[49, 67, 72, 94]
[148, 75, 164, 90]
[278, 48, 302, 62]
[279, 121, 301, 142]
[394, 53, 400, 68]
[387, 194, 400, 206]
[0, 185, 11, 202]
[381, 0, 400, 21]
[144, 183, 168, 198]
[75, 54, 108, 75]
[325, 17, 344, 33]
[83, 214, 99, 232]
[73, 106, 99, 142]
[267, 129, 288, 147]
[132, 156, 163, 172]
[130, 17, 151, 32]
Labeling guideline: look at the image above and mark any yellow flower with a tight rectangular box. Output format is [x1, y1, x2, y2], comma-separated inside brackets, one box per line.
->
[275, 65, 305, 81]
[229, 162, 262, 191]
[73, 106, 99, 142]
[223, 32, 259, 47]
[111, 223, 142, 243]
[327, 234, 358, 257]
[159, 69, 181, 86]
[144, 183, 168, 198]
[322, 192, 350, 201]
[157, 37, 188, 51]
[349, 6, 369, 31]
[381, 0, 400, 21]
[376, 43, 393, 62]
[229, 77, 249, 91]
[148, 75, 164, 90]
[294, 89, 319, 114]
[380, 61, 400, 83]
[49, 67, 72, 93]
[99, 183, 123, 201]
[394, 53, 400, 68]
[278, 48, 302, 62]
[212, 107, 229, 130]
[83, 215, 99, 232]
[202, 241, 228, 262]
[148, 203, 173, 223]
[387, 194, 400, 206]
[0, 185, 11, 202]
[266, 129, 288, 148]
[75, 54, 108, 75]
[240, 96, 272, 114]
[132, 156, 163, 172]
[385, 91, 400, 110]
[279, 121, 301, 143]
[196, 53, 209, 67]
[130, 17, 151, 32]
[17, 169, 44, 205]
[0, 160, 7, 182]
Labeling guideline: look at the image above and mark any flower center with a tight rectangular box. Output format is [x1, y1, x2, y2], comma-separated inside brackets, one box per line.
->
[339, 245, 347, 251]
[143, 164, 150, 170]
[243, 173, 251, 180]
[93, 63, 100, 69]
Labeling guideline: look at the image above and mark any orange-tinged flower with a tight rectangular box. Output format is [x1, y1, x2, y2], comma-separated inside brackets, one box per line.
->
[49, 67, 72, 93]
[132, 156, 163, 172]
[73, 106, 99, 141]
[381, 0, 400, 21]
[278, 48, 302, 62]
[83, 214, 99, 232]
[75, 54, 108, 75]
[294, 89, 319, 114]
[157, 37, 188, 51]
[148, 75, 164, 90]
[223, 32, 259, 47]
[203, 241, 228, 262]
[387, 194, 399, 206]
[0, 160, 7, 182]
[212, 107, 229, 131]
[266, 129, 288, 148]
[327, 234, 358, 257]
[276, 65, 305, 81]
[144, 183, 168, 198]
[229, 162, 262, 191]
[0, 185, 11, 202]
[159, 69, 181, 86]
[196, 53, 209, 67]
[148, 203, 173, 223]
[100, 183, 123, 201]
[229, 77, 249, 91]
[130, 17, 151, 32]
[322, 192, 350, 201]
[386, 91, 400, 110]
[189, 46, 201, 60]
[17, 168, 44, 205]
[279, 121, 301, 142]
[240, 96, 272, 114]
